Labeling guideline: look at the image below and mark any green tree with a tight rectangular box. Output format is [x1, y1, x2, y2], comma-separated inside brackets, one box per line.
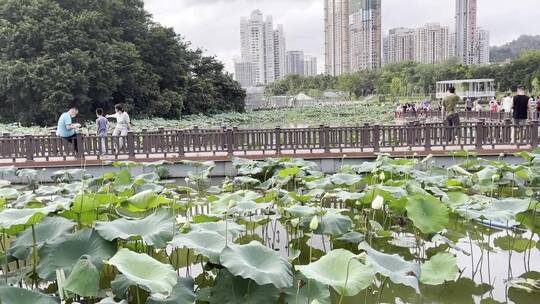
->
[0, 0, 244, 125]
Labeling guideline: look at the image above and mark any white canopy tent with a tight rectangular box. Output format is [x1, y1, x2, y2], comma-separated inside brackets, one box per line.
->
[436, 79, 496, 100]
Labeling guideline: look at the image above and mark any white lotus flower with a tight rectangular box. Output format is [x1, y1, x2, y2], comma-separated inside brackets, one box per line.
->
[309, 216, 319, 230]
[371, 195, 384, 210]
[290, 218, 300, 228]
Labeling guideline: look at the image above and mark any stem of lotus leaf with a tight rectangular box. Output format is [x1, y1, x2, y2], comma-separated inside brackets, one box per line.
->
[377, 276, 389, 304]
[246, 279, 252, 304]
[31, 224, 38, 288]
[338, 257, 355, 304]
[136, 286, 141, 304]
[2, 229, 8, 283]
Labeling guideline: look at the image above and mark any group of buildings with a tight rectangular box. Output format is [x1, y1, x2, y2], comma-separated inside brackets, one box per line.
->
[234, 10, 318, 88]
[384, 0, 489, 66]
[235, 0, 490, 88]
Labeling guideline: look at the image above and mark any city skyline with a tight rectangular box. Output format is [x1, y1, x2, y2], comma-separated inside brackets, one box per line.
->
[144, 0, 540, 73]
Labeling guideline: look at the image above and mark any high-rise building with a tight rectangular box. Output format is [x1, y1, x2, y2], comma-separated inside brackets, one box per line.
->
[448, 32, 456, 58]
[234, 61, 256, 88]
[350, 0, 382, 71]
[286, 51, 305, 76]
[415, 23, 449, 64]
[324, 0, 350, 76]
[240, 10, 285, 86]
[304, 56, 318, 76]
[387, 27, 416, 64]
[455, 0, 478, 65]
[273, 25, 287, 81]
[476, 28, 490, 64]
[324, 0, 381, 75]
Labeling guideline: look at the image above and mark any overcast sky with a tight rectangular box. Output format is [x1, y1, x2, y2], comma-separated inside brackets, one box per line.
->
[144, 0, 540, 73]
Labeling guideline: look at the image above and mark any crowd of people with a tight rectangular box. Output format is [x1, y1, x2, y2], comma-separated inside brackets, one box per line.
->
[56, 104, 131, 155]
[395, 91, 540, 119]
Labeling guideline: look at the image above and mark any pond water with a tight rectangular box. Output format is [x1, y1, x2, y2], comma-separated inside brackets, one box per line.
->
[1, 155, 539, 304]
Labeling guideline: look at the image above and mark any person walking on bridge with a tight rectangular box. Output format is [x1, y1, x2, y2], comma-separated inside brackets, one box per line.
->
[56, 107, 81, 154]
[442, 87, 460, 141]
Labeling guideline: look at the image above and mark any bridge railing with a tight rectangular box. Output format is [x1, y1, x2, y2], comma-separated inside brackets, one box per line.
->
[0, 120, 538, 162]
[398, 110, 540, 121]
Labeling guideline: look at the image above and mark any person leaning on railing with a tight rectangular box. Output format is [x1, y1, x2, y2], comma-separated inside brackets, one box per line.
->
[56, 107, 81, 154]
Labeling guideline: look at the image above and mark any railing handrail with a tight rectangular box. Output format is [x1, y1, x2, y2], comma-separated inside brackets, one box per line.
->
[0, 120, 538, 162]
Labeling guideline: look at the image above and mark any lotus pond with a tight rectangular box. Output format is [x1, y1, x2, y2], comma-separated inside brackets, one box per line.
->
[0, 153, 539, 304]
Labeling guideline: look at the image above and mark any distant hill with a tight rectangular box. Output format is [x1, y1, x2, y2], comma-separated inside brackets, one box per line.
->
[491, 35, 540, 62]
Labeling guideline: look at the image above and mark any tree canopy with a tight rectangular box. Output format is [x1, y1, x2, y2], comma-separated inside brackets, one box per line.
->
[0, 0, 245, 125]
[490, 35, 540, 63]
[266, 52, 540, 99]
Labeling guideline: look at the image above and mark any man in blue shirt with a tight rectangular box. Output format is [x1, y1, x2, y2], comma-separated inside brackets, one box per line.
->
[56, 107, 81, 154]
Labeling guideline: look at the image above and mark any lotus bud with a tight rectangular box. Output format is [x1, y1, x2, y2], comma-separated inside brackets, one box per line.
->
[228, 200, 237, 209]
[499, 153, 505, 159]
[355, 252, 367, 261]
[491, 174, 500, 182]
[291, 218, 300, 228]
[413, 152, 418, 157]
[371, 195, 384, 210]
[421, 154, 433, 164]
[309, 216, 319, 231]
[379, 172, 386, 181]
[181, 222, 191, 231]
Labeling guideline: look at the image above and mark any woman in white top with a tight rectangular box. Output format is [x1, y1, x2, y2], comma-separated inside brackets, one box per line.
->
[106, 104, 131, 152]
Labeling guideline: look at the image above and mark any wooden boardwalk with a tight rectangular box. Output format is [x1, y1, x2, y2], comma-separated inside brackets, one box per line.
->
[1, 114, 538, 167]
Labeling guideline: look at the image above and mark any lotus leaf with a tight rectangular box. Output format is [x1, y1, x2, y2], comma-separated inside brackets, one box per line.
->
[220, 241, 293, 288]
[63, 256, 100, 297]
[169, 230, 226, 263]
[10, 216, 75, 259]
[0, 205, 56, 230]
[0, 286, 59, 304]
[406, 194, 449, 234]
[147, 277, 196, 304]
[37, 228, 116, 280]
[107, 248, 177, 296]
[296, 248, 375, 296]
[95, 209, 173, 248]
[359, 242, 420, 293]
[420, 252, 459, 285]
[209, 269, 280, 304]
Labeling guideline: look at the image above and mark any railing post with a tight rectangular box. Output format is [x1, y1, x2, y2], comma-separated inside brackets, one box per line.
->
[178, 130, 185, 156]
[142, 129, 148, 153]
[226, 128, 234, 156]
[475, 119, 484, 150]
[76, 133, 84, 158]
[531, 120, 539, 148]
[24, 135, 34, 161]
[275, 126, 281, 155]
[127, 131, 135, 158]
[424, 123, 432, 151]
[504, 118, 512, 143]
[373, 125, 380, 152]
[2, 133, 10, 158]
[323, 125, 330, 153]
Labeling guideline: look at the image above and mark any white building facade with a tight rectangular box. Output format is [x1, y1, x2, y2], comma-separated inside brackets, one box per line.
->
[286, 51, 305, 76]
[304, 56, 318, 76]
[324, 0, 350, 76]
[349, 0, 382, 71]
[239, 10, 285, 86]
[415, 23, 449, 64]
[387, 27, 416, 64]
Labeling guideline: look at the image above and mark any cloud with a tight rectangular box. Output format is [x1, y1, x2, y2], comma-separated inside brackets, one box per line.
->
[144, 0, 540, 73]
